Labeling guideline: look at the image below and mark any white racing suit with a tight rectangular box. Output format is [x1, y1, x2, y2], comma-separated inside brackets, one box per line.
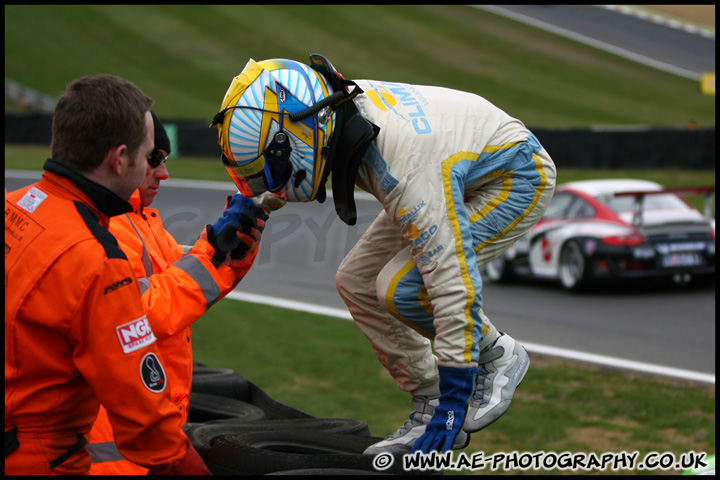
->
[336, 80, 557, 397]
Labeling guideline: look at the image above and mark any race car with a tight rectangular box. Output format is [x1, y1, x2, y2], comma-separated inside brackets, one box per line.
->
[483, 179, 715, 291]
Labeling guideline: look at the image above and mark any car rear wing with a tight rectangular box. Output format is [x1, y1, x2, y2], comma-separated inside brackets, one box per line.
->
[614, 186, 715, 225]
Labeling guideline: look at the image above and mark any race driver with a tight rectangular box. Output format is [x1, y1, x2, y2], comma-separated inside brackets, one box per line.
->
[210, 55, 556, 455]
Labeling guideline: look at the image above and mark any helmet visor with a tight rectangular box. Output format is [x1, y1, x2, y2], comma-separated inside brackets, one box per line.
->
[221, 130, 292, 198]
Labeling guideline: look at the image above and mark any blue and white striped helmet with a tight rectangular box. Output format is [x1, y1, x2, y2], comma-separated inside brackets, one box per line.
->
[215, 58, 336, 202]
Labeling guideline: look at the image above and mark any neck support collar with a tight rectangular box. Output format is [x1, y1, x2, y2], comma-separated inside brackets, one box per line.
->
[308, 54, 380, 226]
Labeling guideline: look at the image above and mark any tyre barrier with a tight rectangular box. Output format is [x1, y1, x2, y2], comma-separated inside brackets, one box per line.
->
[188, 364, 436, 475]
[207, 430, 440, 475]
[183, 418, 371, 461]
[191, 363, 251, 400]
[187, 392, 267, 424]
[191, 362, 314, 420]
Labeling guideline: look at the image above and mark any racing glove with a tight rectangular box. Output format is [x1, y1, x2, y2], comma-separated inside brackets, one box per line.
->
[229, 205, 268, 261]
[411, 365, 477, 454]
[205, 194, 263, 266]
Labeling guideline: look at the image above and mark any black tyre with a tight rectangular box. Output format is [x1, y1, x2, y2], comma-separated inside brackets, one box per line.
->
[184, 418, 371, 461]
[246, 381, 315, 420]
[192, 362, 314, 420]
[191, 363, 250, 401]
[187, 392, 266, 423]
[207, 430, 440, 475]
[484, 256, 515, 283]
[559, 240, 590, 291]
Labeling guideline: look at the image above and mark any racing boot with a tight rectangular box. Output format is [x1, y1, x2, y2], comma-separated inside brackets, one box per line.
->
[462, 332, 530, 433]
[363, 396, 469, 455]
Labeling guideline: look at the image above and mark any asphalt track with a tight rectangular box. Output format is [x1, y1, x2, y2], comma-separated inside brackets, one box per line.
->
[472, 5, 714, 79]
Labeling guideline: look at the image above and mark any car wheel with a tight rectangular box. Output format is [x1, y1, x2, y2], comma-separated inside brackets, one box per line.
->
[484, 256, 514, 283]
[559, 240, 589, 291]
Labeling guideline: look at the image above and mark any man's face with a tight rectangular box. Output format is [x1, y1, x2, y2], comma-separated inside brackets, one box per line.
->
[120, 110, 155, 200]
[138, 149, 169, 207]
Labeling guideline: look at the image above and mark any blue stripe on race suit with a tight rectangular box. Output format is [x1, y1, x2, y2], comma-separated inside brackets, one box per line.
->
[466, 134, 548, 255]
[362, 143, 399, 194]
[387, 134, 546, 363]
[386, 260, 436, 338]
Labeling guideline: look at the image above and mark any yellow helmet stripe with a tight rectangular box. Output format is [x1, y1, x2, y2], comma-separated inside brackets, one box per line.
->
[218, 59, 265, 158]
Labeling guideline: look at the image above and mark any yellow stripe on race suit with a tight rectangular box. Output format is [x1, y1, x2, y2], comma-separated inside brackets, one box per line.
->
[439, 142, 548, 363]
[473, 152, 548, 255]
[384, 143, 549, 361]
[418, 285, 433, 315]
[385, 258, 435, 339]
[441, 151, 481, 363]
[468, 170, 514, 224]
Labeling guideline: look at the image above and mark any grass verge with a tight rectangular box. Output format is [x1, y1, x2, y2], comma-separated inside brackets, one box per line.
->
[191, 298, 715, 476]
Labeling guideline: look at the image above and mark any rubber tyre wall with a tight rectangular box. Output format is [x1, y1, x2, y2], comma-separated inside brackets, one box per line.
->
[208, 430, 441, 475]
[187, 392, 266, 423]
[191, 362, 250, 400]
[191, 363, 315, 420]
[184, 418, 371, 461]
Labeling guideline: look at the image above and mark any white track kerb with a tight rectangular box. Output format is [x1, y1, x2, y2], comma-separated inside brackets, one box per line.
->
[226, 291, 715, 385]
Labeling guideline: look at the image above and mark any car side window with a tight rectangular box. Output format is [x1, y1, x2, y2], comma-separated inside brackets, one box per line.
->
[566, 197, 595, 219]
[542, 192, 575, 220]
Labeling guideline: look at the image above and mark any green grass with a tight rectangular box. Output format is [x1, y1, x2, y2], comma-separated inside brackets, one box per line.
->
[4, 5, 714, 128]
[191, 299, 715, 476]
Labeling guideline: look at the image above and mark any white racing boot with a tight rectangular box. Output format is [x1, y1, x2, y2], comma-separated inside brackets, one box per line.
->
[462, 333, 530, 433]
[363, 396, 469, 455]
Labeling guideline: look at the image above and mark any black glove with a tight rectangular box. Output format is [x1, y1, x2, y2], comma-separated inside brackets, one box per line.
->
[205, 194, 256, 266]
[229, 207, 268, 260]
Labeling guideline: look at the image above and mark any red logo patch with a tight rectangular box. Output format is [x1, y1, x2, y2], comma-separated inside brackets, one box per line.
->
[116, 316, 156, 354]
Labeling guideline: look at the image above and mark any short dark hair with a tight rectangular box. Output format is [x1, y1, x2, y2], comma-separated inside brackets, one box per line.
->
[51, 74, 154, 172]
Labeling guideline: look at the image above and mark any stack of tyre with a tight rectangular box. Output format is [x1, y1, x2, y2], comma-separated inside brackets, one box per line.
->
[185, 363, 441, 475]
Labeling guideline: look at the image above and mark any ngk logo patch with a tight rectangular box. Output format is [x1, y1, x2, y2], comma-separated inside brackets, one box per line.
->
[116, 316, 156, 354]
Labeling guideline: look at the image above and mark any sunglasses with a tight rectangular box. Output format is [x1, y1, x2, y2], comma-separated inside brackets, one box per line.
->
[147, 149, 168, 168]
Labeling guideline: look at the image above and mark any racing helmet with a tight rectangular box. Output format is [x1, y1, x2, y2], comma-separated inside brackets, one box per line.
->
[212, 58, 339, 202]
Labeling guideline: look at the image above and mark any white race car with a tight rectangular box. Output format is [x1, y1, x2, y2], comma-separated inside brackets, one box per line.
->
[483, 179, 716, 291]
